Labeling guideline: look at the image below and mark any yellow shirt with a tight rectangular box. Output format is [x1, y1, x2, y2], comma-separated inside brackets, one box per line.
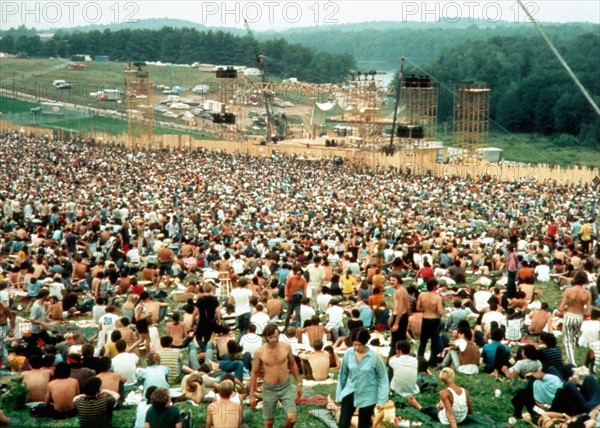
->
[580, 223, 592, 241]
[341, 276, 356, 294]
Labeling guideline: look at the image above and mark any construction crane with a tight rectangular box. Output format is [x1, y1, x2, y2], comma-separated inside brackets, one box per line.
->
[244, 19, 274, 143]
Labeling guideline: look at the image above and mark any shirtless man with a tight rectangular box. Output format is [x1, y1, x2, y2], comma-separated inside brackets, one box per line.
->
[298, 339, 330, 381]
[389, 274, 410, 357]
[206, 379, 242, 428]
[96, 356, 126, 395]
[0, 300, 15, 370]
[71, 255, 88, 283]
[157, 243, 174, 285]
[559, 271, 592, 365]
[21, 355, 52, 402]
[249, 323, 302, 428]
[42, 362, 80, 418]
[46, 296, 63, 321]
[416, 279, 444, 367]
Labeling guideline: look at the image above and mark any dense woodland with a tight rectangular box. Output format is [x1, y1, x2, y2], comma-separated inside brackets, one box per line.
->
[0, 26, 355, 83]
[1, 22, 598, 144]
[398, 32, 600, 146]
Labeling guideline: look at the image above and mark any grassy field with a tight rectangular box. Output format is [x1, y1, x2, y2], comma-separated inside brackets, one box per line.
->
[2, 58, 597, 166]
[436, 131, 599, 168]
[0, 274, 593, 428]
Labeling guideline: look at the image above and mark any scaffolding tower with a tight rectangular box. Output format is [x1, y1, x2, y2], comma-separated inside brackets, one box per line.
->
[125, 62, 155, 148]
[328, 71, 391, 147]
[452, 82, 491, 160]
[396, 75, 438, 153]
[402, 75, 438, 139]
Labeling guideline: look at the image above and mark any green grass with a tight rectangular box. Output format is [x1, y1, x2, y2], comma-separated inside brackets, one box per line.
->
[2, 276, 594, 428]
[436, 131, 599, 168]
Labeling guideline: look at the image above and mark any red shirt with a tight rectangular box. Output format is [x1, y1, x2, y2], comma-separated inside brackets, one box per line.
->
[285, 274, 307, 302]
[131, 285, 144, 296]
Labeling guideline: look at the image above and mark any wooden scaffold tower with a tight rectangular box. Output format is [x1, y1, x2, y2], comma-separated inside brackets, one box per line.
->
[452, 82, 491, 161]
[125, 62, 155, 149]
[397, 75, 438, 153]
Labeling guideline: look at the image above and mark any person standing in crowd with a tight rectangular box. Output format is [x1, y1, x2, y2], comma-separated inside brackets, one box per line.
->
[336, 329, 389, 428]
[416, 279, 444, 367]
[559, 271, 592, 365]
[249, 323, 302, 428]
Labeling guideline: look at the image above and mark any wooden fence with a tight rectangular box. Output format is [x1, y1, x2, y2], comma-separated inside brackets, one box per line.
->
[1, 120, 597, 185]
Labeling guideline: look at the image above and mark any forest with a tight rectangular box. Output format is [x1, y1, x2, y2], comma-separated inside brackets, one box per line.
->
[0, 26, 355, 84]
[400, 32, 600, 146]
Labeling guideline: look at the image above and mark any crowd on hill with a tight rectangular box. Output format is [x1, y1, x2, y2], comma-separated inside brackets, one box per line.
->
[0, 131, 599, 428]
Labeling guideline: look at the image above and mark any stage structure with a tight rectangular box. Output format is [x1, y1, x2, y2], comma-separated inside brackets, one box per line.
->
[327, 70, 392, 148]
[125, 62, 155, 148]
[452, 82, 491, 160]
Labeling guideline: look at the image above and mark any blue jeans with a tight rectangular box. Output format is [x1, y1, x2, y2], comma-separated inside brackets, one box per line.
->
[187, 341, 200, 371]
[237, 312, 251, 337]
[0, 324, 9, 369]
[219, 355, 245, 382]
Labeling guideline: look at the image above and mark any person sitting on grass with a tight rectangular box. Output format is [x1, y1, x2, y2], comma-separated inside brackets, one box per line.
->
[206, 379, 245, 428]
[180, 372, 204, 404]
[34, 361, 79, 419]
[145, 387, 189, 428]
[133, 385, 157, 428]
[298, 338, 330, 381]
[138, 352, 170, 391]
[481, 327, 511, 376]
[21, 354, 52, 403]
[502, 345, 542, 380]
[407, 367, 473, 428]
[95, 356, 126, 405]
[74, 376, 120, 428]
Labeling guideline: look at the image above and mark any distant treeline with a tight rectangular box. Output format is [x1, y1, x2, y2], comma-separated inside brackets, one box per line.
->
[0, 26, 355, 83]
[401, 33, 600, 146]
[276, 22, 598, 70]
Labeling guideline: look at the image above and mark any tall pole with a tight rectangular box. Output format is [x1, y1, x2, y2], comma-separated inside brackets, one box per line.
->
[516, 0, 599, 117]
[389, 57, 405, 153]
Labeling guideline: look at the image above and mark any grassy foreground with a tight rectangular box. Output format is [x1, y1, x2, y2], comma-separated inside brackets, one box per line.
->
[1, 275, 592, 428]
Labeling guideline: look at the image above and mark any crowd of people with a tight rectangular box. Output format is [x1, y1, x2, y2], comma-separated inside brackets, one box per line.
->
[0, 131, 599, 428]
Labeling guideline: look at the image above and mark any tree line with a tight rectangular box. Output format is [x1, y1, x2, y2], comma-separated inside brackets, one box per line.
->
[0, 26, 355, 84]
[406, 33, 599, 146]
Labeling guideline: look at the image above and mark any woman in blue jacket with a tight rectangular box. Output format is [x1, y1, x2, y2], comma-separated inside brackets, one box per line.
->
[336, 328, 389, 428]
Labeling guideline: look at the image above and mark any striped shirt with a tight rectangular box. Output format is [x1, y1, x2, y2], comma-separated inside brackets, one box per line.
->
[158, 348, 182, 384]
[538, 347, 565, 375]
[74, 395, 116, 428]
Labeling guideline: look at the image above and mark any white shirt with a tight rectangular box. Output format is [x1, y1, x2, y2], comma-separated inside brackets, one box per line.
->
[578, 320, 600, 347]
[250, 311, 270, 335]
[481, 310, 506, 332]
[534, 265, 551, 282]
[48, 281, 65, 301]
[232, 259, 246, 275]
[112, 352, 139, 385]
[230, 288, 253, 315]
[0, 289, 10, 306]
[98, 313, 121, 343]
[306, 264, 325, 287]
[389, 354, 420, 397]
[279, 334, 299, 355]
[300, 304, 316, 326]
[240, 333, 262, 357]
[326, 305, 344, 330]
[474, 291, 492, 312]
[317, 294, 333, 313]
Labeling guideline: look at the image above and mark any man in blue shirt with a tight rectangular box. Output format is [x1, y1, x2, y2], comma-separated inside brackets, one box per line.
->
[481, 328, 511, 375]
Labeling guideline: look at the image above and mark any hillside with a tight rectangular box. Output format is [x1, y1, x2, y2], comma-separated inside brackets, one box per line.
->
[269, 22, 599, 69]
